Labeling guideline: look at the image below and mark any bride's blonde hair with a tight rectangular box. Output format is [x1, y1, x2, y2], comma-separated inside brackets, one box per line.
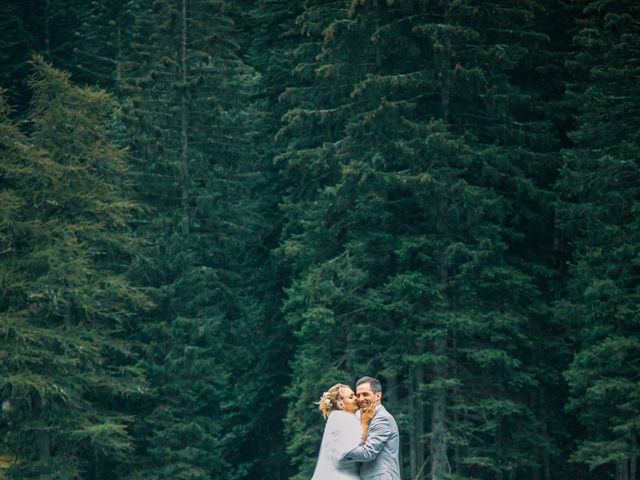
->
[318, 383, 350, 419]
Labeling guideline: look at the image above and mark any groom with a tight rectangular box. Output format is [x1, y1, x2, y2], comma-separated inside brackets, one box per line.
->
[340, 376, 401, 480]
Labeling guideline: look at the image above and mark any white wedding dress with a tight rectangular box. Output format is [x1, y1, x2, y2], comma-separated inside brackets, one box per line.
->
[311, 410, 360, 480]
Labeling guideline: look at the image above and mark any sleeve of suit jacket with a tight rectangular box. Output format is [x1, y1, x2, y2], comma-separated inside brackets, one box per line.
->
[340, 414, 392, 464]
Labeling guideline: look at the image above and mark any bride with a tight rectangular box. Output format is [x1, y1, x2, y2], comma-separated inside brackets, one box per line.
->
[310, 383, 374, 480]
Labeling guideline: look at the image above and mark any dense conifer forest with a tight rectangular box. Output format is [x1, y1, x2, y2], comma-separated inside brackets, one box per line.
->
[1, 1, 639, 479]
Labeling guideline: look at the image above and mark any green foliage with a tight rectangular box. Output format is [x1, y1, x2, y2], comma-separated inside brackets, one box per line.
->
[69, 0, 134, 90]
[0, 57, 149, 479]
[115, 1, 291, 479]
[557, 1, 640, 475]
[274, 1, 566, 479]
[0, 1, 638, 479]
[0, 2, 34, 111]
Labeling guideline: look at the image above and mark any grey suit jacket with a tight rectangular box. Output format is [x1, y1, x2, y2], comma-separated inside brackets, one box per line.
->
[340, 405, 401, 480]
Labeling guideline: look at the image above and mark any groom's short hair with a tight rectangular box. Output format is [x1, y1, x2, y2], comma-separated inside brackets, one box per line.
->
[356, 376, 382, 393]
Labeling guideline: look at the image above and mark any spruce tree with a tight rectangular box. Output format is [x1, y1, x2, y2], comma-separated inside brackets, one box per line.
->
[277, 1, 560, 479]
[557, 1, 640, 478]
[0, 57, 149, 479]
[271, 2, 373, 478]
[119, 1, 278, 478]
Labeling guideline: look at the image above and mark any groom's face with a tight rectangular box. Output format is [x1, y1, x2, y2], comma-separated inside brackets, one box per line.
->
[356, 382, 382, 409]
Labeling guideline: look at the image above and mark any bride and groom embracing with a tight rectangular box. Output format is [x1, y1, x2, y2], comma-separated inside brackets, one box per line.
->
[311, 376, 400, 480]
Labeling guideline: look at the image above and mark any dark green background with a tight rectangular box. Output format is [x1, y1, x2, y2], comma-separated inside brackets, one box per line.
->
[1, 1, 638, 479]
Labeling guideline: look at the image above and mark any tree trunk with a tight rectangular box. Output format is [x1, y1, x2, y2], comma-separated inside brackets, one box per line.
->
[387, 374, 398, 404]
[409, 377, 418, 480]
[430, 335, 448, 480]
[540, 388, 552, 480]
[386, 373, 403, 478]
[415, 363, 425, 480]
[617, 459, 629, 480]
[440, 5, 452, 125]
[44, 0, 51, 58]
[452, 337, 460, 477]
[430, 171, 450, 480]
[495, 425, 504, 480]
[345, 331, 356, 373]
[179, 0, 190, 235]
[36, 431, 50, 460]
[631, 434, 637, 480]
[115, 20, 122, 87]
[531, 388, 541, 480]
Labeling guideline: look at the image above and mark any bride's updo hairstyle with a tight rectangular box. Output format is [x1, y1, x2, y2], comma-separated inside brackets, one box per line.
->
[318, 383, 350, 419]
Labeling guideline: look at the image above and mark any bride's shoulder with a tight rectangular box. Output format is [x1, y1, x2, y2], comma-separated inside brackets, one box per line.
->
[330, 410, 354, 418]
[327, 410, 358, 426]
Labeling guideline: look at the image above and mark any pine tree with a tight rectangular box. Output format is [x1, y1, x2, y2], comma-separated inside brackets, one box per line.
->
[271, 2, 374, 478]
[228, 1, 307, 475]
[277, 1, 560, 479]
[557, 1, 640, 478]
[522, 2, 584, 479]
[119, 1, 279, 478]
[0, 57, 149, 479]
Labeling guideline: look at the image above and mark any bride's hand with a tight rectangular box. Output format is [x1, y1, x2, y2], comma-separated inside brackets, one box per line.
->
[361, 404, 376, 424]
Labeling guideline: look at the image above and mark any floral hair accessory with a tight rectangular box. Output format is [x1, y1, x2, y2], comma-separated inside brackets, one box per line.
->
[321, 391, 332, 408]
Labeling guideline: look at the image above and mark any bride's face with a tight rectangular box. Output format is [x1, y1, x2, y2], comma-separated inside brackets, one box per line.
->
[339, 387, 359, 413]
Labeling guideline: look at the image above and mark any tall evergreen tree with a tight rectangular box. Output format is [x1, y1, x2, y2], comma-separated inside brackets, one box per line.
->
[0, 57, 149, 479]
[232, 0, 307, 476]
[277, 1, 560, 479]
[523, 2, 584, 479]
[120, 1, 281, 478]
[557, 1, 640, 479]
[271, 2, 372, 478]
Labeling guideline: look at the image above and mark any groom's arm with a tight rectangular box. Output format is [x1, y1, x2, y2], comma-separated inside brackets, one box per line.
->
[340, 416, 392, 464]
